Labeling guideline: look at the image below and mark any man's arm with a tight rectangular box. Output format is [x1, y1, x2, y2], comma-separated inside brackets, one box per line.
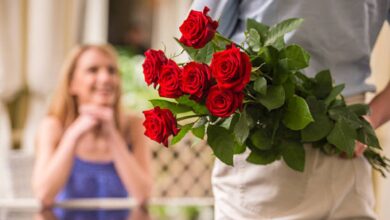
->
[369, 81, 390, 129]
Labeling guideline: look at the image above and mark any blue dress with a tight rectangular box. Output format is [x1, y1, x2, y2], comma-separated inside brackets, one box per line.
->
[57, 156, 128, 200]
[55, 157, 130, 220]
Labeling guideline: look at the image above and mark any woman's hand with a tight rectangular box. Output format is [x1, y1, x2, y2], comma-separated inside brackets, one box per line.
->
[66, 114, 99, 140]
[79, 104, 117, 135]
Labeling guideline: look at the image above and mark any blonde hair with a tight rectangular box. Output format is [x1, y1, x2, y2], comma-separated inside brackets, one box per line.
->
[47, 44, 123, 131]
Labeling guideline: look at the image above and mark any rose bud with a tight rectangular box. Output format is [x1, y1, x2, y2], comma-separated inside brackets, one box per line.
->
[181, 62, 212, 101]
[158, 60, 183, 98]
[143, 107, 180, 147]
[142, 49, 168, 88]
[210, 44, 252, 92]
[179, 6, 219, 49]
[206, 85, 244, 118]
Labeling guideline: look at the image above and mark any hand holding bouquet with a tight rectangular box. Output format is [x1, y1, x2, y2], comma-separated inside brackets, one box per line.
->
[141, 7, 389, 176]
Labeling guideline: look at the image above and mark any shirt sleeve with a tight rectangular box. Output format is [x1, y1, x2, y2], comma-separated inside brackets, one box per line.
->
[388, 5, 390, 23]
[190, 0, 230, 20]
[190, 0, 241, 37]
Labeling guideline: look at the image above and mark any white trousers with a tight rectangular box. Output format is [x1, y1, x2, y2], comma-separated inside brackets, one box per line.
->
[212, 94, 377, 220]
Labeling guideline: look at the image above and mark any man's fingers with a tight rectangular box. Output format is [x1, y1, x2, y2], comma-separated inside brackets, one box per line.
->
[354, 141, 367, 157]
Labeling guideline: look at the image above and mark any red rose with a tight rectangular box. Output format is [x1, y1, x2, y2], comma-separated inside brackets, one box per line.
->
[210, 44, 252, 92]
[206, 85, 243, 118]
[158, 60, 183, 98]
[142, 49, 168, 88]
[143, 107, 180, 147]
[181, 62, 212, 101]
[179, 7, 218, 49]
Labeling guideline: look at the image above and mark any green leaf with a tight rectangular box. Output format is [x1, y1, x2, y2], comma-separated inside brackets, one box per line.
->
[250, 128, 273, 150]
[234, 142, 246, 154]
[228, 113, 240, 131]
[301, 115, 334, 142]
[327, 120, 357, 157]
[281, 140, 305, 172]
[176, 95, 209, 115]
[273, 64, 290, 85]
[234, 111, 250, 145]
[270, 110, 283, 142]
[193, 116, 208, 128]
[272, 36, 286, 50]
[295, 71, 312, 84]
[149, 99, 192, 114]
[282, 95, 314, 130]
[357, 119, 381, 149]
[207, 125, 235, 165]
[279, 45, 310, 70]
[265, 18, 304, 46]
[324, 84, 345, 106]
[348, 104, 370, 116]
[282, 76, 296, 99]
[246, 149, 278, 165]
[295, 72, 314, 95]
[277, 124, 300, 141]
[246, 106, 263, 127]
[248, 28, 261, 52]
[306, 96, 327, 116]
[175, 38, 214, 63]
[192, 125, 205, 139]
[257, 85, 285, 111]
[329, 99, 346, 109]
[175, 38, 198, 60]
[212, 34, 230, 50]
[329, 107, 362, 129]
[250, 71, 259, 81]
[246, 19, 269, 44]
[321, 143, 340, 156]
[259, 46, 279, 66]
[254, 76, 267, 95]
[313, 70, 333, 99]
[219, 114, 239, 131]
[172, 123, 193, 145]
[195, 41, 214, 63]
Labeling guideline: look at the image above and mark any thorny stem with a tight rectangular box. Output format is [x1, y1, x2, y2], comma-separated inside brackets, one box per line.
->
[215, 33, 251, 54]
[177, 114, 208, 122]
[170, 49, 185, 59]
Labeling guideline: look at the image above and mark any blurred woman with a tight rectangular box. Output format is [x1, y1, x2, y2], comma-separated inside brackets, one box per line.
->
[32, 44, 152, 207]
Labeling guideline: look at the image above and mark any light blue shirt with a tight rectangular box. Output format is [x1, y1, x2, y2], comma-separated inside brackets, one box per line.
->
[191, 0, 390, 97]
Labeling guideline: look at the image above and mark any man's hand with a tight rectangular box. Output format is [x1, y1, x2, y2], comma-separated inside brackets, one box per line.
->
[354, 141, 367, 157]
[354, 115, 373, 157]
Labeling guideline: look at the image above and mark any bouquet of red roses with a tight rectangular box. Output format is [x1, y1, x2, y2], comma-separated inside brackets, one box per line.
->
[141, 7, 389, 175]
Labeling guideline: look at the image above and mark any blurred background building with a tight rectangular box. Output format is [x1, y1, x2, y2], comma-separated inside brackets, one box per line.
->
[0, 0, 389, 219]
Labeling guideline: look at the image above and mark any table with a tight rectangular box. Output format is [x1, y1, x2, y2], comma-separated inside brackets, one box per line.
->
[0, 198, 214, 220]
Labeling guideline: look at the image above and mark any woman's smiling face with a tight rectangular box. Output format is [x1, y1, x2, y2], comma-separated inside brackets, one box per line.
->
[69, 47, 120, 107]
